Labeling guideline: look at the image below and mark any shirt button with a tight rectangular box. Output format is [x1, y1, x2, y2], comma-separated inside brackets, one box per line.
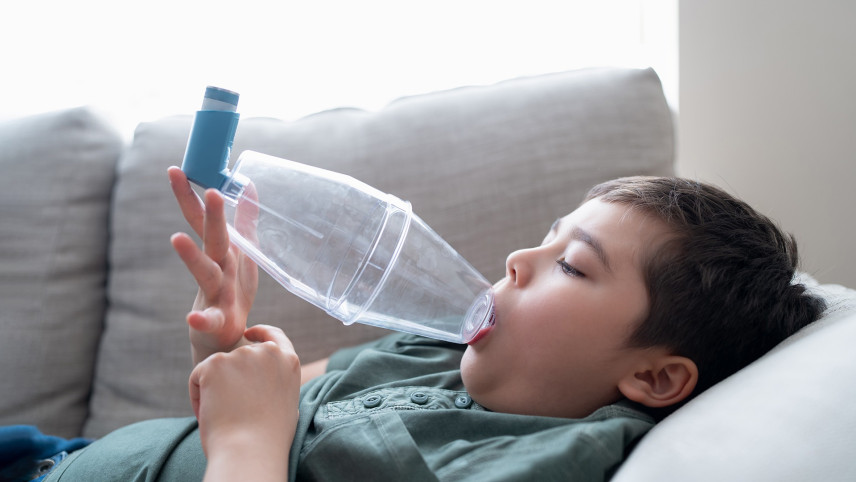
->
[454, 395, 473, 409]
[363, 395, 383, 408]
[410, 392, 429, 405]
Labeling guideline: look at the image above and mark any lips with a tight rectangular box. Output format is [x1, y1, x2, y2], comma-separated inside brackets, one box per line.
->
[467, 306, 496, 345]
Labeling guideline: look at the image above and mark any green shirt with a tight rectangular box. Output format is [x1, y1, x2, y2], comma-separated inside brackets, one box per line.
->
[47, 334, 654, 481]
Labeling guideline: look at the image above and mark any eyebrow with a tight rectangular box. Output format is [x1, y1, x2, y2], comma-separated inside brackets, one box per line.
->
[551, 218, 612, 273]
[571, 227, 612, 273]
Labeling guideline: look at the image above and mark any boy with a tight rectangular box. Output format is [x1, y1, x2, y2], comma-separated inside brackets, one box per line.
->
[43, 172, 825, 481]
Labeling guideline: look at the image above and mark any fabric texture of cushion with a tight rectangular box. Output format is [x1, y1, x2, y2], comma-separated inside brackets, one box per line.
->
[83, 67, 675, 437]
[0, 107, 122, 438]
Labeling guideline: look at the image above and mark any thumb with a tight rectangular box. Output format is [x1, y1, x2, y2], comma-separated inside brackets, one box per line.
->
[187, 307, 225, 334]
[244, 325, 296, 353]
[188, 364, 203, 420]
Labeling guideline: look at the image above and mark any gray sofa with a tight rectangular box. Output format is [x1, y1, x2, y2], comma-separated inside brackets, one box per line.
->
[2, 67, 854, 480]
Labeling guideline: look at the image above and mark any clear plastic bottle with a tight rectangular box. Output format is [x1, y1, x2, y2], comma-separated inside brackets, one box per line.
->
[181, 87, 494, 344]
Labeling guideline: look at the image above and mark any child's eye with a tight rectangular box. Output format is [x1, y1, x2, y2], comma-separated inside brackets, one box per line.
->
[557, 258, 585, 278]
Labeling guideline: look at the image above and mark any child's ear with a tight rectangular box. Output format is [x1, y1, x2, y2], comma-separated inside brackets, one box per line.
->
[617, 356, 698, 408]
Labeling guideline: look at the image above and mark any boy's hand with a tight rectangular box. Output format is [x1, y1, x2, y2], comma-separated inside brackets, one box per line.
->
[189, 325, 300, 481]
[168, 166, 259, 365]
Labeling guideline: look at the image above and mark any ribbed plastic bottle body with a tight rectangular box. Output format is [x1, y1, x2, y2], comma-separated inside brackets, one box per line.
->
[220, 151, 494, 343]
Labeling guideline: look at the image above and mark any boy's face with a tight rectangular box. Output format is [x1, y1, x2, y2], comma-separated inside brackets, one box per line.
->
[460, 198, 672, 418]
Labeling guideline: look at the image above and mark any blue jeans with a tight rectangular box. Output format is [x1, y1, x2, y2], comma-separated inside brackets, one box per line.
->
[0, 426, 91, 482]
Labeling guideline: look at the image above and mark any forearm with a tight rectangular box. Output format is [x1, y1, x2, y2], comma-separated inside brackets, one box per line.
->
[300, 357, 329, 385]
[203, 430, 291, 482]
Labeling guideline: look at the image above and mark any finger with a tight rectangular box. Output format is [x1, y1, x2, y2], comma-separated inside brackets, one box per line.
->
[170, 233, 224, 297]
[168, 166, 205, 237]
[203, 189, 232, 264]
[244, 325, 297, 354]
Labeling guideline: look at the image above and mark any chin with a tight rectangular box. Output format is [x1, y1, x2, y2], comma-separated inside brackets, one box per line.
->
[459, 350, 497, 409]
[459, 347, 475, 382]
[459, 350, 481, 392]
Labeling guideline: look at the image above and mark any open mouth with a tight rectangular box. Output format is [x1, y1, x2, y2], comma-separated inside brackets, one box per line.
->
[467, 305, 496, 345]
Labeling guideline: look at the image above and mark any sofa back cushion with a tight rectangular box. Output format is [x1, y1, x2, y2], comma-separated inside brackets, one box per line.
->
[84, 67, 675, 437]
[0, 108, 122, 437]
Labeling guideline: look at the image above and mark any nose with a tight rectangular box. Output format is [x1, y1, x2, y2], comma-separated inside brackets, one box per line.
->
[505, 247, 538, 287]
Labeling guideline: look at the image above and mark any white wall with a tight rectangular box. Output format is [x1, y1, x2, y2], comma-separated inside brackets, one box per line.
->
[678, 0, 856, 287]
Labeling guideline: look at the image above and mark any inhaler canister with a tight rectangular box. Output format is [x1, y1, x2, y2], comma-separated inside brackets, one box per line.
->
[201, 86, 239, 112]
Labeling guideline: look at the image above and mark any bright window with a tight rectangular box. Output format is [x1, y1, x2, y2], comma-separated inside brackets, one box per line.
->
[2, 0, 676, 137]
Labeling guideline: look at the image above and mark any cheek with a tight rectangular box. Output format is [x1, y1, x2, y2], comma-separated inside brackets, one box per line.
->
[522, 285, 639, 354]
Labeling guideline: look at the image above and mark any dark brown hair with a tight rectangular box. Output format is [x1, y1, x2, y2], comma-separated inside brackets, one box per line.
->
[586, 177, 826, 401]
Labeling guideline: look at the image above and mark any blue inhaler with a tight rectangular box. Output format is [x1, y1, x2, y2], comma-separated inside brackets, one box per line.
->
[181, 86, 241, 192]
[180, 87, 495, 344]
